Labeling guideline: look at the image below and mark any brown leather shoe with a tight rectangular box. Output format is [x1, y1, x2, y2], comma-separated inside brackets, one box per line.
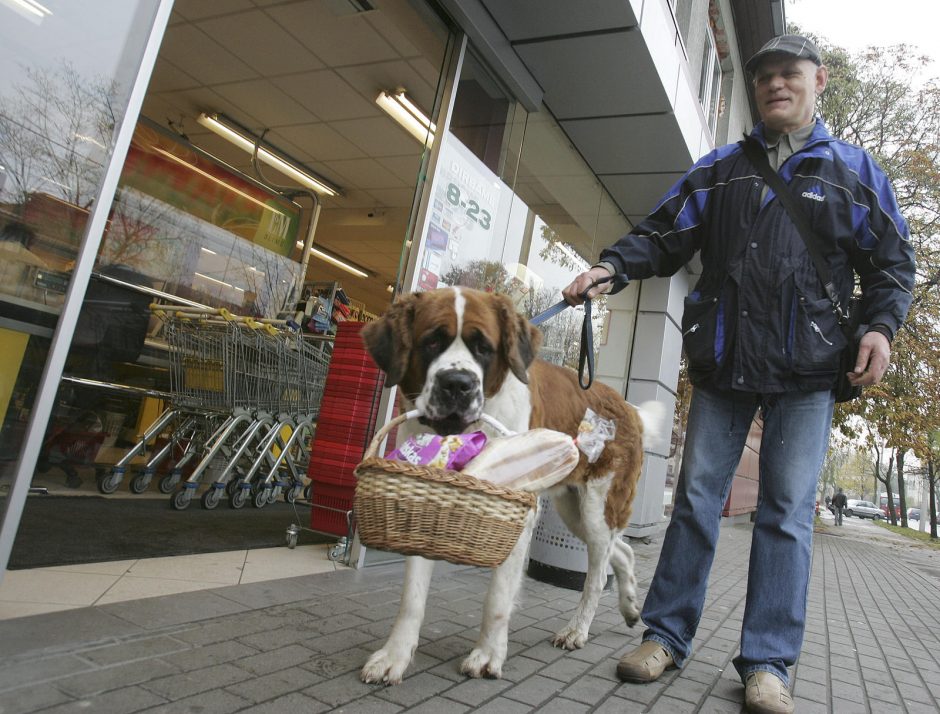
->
[745, 672, 794, 713]
[616, 641, 675, 683]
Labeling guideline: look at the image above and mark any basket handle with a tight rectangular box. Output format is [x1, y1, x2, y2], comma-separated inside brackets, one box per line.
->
[362, 409, 515, 460]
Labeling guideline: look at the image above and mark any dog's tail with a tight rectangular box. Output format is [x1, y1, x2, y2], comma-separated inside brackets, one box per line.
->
[634, 400, 669, 451]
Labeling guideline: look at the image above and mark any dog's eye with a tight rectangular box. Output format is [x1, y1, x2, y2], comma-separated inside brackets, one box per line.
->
[472, 339, 493, 357]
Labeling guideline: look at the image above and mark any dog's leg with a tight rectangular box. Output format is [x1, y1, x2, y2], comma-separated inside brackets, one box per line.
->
[551, 476, 617, 650]
[361, 556, 435, 685]
[609, 536, 640, 627]
[461, 510, 536, 679]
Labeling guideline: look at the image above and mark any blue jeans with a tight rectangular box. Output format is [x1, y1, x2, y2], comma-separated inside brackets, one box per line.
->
[641, 386, 834, 687]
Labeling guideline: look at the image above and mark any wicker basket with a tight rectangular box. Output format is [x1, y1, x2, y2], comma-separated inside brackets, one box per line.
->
[354, 412, 537, 568]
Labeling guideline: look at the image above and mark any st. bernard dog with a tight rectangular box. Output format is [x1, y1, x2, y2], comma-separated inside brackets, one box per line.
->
[359, 286, 664, 685]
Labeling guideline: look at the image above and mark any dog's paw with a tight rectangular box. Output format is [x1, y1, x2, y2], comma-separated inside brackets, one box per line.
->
[620, 599, 640, 628]
[551, 626, 588, 650]
[460, 647, 504, 679]
[360, 648, 411, 685]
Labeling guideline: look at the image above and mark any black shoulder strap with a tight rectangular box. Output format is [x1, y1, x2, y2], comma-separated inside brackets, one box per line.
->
[741, 136, 846, 322]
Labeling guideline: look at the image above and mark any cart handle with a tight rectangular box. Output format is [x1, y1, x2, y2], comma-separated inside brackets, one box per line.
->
[362, 409, 515, 460]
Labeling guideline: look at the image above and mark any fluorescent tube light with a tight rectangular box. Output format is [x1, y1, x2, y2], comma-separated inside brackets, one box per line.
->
[376, 89, 435, 146]
[197, 113, 341, 197]
[295, 240, 369, 278]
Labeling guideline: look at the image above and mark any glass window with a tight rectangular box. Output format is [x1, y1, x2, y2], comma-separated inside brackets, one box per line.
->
[698, 25, 722, 135]
[411, 51, 631, 369]
[0, 0, 162, 482]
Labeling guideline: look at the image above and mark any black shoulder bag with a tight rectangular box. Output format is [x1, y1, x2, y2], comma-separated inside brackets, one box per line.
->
[741, 137, 864, 402]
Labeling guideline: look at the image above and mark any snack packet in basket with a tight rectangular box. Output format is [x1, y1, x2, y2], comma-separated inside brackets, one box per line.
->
[386, 431, 487, 470]
[462, 429, 580, 492]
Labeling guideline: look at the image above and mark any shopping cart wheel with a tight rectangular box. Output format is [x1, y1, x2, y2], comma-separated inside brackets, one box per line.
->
[201, 487, 222, 510]
[267, 487, 281, 505]
[252, 487, 271, 509]
[230, 488, 249, 509]
[158, 472, 181, 494]
[286, 525, 299, 549]
[285, 485, 302, 504]
[225, 476, 241, 498]
[171, 489, 193, 510]
[97, 470, 122, 495]
[303, 483, 312, 500]
[129, 471, 152, 495]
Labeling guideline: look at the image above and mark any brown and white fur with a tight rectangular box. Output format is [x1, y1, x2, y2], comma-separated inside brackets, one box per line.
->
[359, 287, 664, 685]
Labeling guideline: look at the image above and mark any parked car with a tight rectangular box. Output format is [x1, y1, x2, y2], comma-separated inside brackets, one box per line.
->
[908, 508, 921, 521]
[845, 499, 883, 520]
[881, 504, 902, 520]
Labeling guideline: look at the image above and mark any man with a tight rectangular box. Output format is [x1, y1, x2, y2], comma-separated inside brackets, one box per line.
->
[562, 34, 914, 714]
[832, 488, 848, 526]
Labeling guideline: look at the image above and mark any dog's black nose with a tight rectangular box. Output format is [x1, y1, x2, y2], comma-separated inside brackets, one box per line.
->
[437, 369, 478, 402]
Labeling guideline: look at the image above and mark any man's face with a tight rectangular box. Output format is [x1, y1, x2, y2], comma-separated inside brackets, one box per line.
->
[752, 56, 828, 133]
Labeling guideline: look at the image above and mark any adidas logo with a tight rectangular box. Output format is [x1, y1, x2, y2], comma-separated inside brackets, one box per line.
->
[801, 190, 825, 202]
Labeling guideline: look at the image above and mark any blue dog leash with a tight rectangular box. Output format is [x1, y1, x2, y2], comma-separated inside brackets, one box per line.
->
[529, 273, 629, 390]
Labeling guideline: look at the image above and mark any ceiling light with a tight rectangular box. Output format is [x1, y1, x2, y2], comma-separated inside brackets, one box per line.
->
[376, 89, 435, 146]
[197, 113, 341, 197]
[3, 0, 52, 19]
[295, 240, 370, 278]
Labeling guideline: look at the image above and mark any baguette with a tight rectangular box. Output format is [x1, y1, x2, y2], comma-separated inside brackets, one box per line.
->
[463, 429, 579, 492]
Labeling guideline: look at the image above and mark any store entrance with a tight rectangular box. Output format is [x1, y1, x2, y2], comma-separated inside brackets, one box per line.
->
[8, 0, 452, 570]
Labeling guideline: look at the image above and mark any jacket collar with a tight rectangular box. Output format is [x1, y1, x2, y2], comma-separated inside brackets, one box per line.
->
[748, 117, 834, 150]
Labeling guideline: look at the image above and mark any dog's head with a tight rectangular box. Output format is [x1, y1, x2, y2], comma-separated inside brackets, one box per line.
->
[361, 287, 542, 435]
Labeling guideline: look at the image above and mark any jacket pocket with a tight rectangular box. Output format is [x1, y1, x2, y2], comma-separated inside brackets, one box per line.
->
[682, 291, 724, 372]
[790, 294, 847, 375]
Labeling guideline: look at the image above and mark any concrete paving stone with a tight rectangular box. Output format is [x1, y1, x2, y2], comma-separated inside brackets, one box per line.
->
[793, 677, 827, 703]
[0, 683, 72, 714]
[354, 603, 403, 623]
[829, 699, 867, 714]
[706, 676, 743, 703]
[535, 617, 571, 635]
[372, 672, 453, 707]
[905, 699, 940, 714]
[209, 577, 325, 610]
[559, 673, 620, 705]
[222, 691, 330, 714]
[0, 608, 145, 661]
[827, 664, 861, 687]
[0, 654, 93, 692]
[223, 665, 319, 704]
[790, 696, 828, 713]
[308, 611, 373, 636]
[140, 663, 249, 701]
[564, 641, 615, 664]
[35, 685, 167, 714]
[170, 611, 289, 647]
[501, 674, 566, 707]
[537, 653, 593, 682]
[680, 661, 725, 686]
[74, 635, 188, 667]
[830, 679, 866, 704]
[329, 694, 405, 713]
[498, 656, 549, 683]
[301, 646, 379, 679]
[99, 590, 249, 631]
[692, 647, 734, 668]
[302, 625, 376, 654]
[534, 696, 591, 714]
[416, 635, 476, 663]
[419, 618, 470, 642]
[237, 624, 322, 651]
[891, 666, 928, 687]
[662, 676, 710, 705]
[508, 626, 555, 648]
[859, 665, 895, 688]
[645, 695, 699, 712]
[795, 651, 827, 670]
[864, 684, 901, 705]
[302, 671, 381, 707]
[400, 696, 471, 714]
[233, 643, 319, 676]
[590, 630, 640, 651]
[138, 688, 250, 714]
[896, 681, 936, 705]
[440, 676, 512, 706]
[462, 696, 532, 714]
[160, 639, 259, 670]
[426, 656, 469, 684]
[54, 658, 180, 698]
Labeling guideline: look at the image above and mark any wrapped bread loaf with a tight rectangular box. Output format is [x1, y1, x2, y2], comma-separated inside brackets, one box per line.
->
[462, 429, 579, 492]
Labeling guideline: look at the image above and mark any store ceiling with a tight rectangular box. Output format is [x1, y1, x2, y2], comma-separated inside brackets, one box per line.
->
[142, 0, 446, 312]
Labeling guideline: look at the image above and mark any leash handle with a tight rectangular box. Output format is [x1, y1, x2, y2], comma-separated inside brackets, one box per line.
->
[577, 273, 628, 389]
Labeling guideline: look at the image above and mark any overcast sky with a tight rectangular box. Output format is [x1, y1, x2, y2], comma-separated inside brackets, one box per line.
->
[787, 0, 936, 62]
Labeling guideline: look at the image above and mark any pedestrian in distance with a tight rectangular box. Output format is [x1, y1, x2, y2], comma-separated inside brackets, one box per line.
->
[563, 33, 915, 714]
[832, 488, 848, 526]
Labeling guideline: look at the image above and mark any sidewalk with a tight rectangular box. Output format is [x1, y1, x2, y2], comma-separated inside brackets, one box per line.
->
[1, 520, 939, 713]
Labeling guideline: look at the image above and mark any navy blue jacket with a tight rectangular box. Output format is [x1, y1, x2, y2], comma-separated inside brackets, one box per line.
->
[599, 120, 915, 393]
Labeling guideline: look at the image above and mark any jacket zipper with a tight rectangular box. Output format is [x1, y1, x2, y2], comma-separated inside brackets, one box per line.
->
[809, 321, 835, 346]
[683, 324, 699, 337]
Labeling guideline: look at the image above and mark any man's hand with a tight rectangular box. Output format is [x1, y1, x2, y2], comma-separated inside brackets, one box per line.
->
[562, 266, 614, 306]
[846, 331, 891, 387]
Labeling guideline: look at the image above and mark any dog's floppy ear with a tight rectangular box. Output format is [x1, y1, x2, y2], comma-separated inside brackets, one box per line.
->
[494, 294, 542, 384]
[361, 293, 418, 387]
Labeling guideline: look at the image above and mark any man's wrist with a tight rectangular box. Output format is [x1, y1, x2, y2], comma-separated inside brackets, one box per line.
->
[591, 262, 616, 278]
[866, 324, 893, 343]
